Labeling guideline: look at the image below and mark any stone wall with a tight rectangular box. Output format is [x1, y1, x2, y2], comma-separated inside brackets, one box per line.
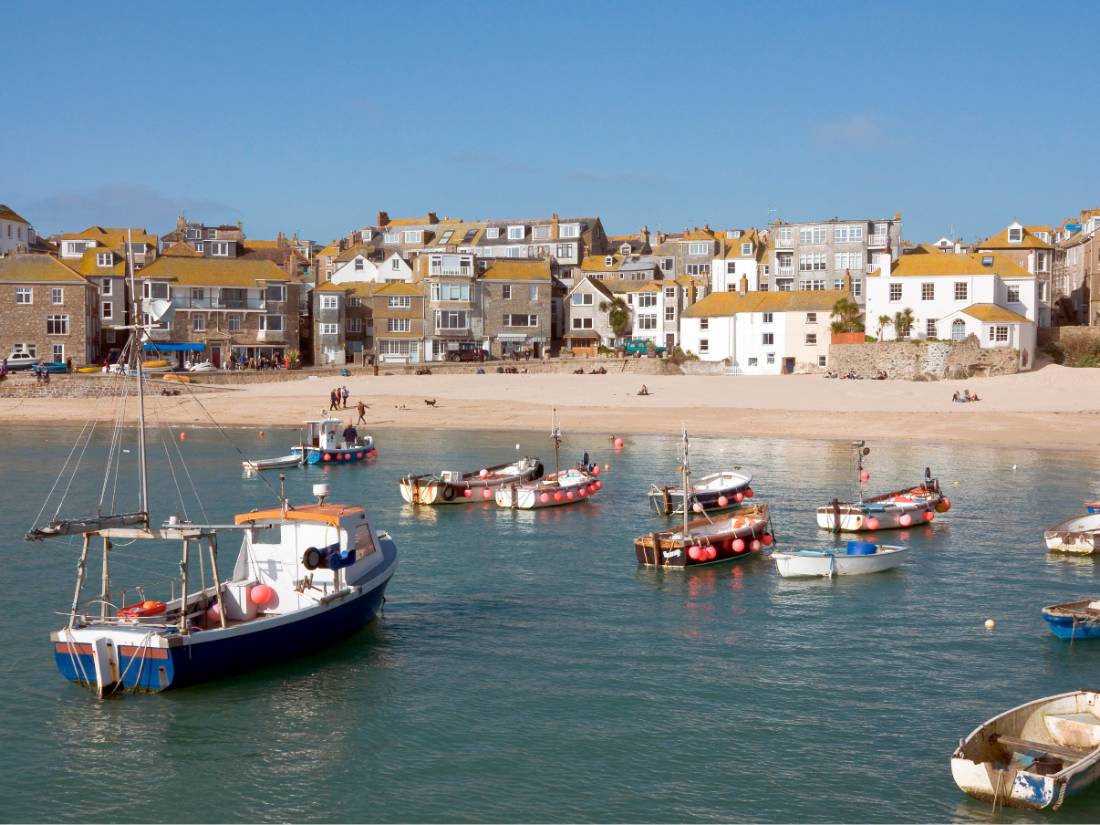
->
[0, 374, 227, 398]
[829, 336, 1022, 380]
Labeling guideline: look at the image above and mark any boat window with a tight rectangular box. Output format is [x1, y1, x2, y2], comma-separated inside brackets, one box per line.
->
[355, 524, 377, 557]
[250, 525, 282, 546]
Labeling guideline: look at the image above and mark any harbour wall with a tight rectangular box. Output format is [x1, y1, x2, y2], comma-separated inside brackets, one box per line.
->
[828, 337, 1022, 380]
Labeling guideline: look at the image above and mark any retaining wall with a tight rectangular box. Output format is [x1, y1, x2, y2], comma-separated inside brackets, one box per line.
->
[828, 337, 1021, 380]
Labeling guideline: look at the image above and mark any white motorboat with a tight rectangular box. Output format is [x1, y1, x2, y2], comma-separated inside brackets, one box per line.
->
[242, 453, 302, 472]
[1044, 512, 1100, 554]
[494, 410, 600, 510]
[400, 457, 544, 505]
[771, 541, 907, 578]
[951, 690, 1100, 810]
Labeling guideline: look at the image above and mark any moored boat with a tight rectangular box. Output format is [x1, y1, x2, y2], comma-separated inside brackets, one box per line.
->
[771, 541, 908, 578]
[1042, 599, 1100, 640]
[648, 470, 753, 516]
[493, 409, 600, 510]
[242, 453, 302, 472]
[815, 442, 949, 532]
[400, 457, 544, 505]
[291, 416, 377, 465]
[1045, 512, 1100, 555]
[951, 690, 1100, 810]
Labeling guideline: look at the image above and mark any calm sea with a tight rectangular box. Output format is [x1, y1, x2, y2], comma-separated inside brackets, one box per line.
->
[2, 424, 1100, 823]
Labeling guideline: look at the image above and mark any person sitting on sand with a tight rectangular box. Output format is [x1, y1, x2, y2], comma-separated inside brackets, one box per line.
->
[952, 391, 961, 403]
[971, 391, 980, 402]
[962, 389, 972, 402]
[638, 384, 649, 396]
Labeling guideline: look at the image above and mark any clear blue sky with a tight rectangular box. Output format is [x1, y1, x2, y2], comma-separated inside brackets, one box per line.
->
[4, 0, 1097, 244]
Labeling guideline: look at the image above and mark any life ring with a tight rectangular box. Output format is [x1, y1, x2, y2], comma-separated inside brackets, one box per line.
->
[733, 517, 746, 528]
[118, 600, 167, 618]
[534, 462, 545, 479]
[442, 484, 456, 501]
[302, 547, 323, 570]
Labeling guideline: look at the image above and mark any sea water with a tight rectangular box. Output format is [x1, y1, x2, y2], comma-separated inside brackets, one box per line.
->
[2, 425, 1100, 823]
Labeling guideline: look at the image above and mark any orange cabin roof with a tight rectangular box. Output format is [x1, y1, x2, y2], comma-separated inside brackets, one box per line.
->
[234, 503, 364, 529]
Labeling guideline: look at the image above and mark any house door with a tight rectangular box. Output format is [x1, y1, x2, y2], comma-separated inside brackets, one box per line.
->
[782, 357, 795, 374]
[211, 347, 221, 368]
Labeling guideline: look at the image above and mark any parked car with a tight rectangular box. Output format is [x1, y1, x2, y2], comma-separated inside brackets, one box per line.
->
[5, 351, 41, 370]
[446, 348, 489, 362]
[622, 338, 667, 357]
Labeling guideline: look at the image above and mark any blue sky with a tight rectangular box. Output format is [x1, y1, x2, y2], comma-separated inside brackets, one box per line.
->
[4, 0, 1098, 243]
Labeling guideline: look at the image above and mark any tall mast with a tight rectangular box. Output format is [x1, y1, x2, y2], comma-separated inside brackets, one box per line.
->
[551, 408, 561, 476]
[127, 229, 149, 522]
[682, 425, 690, 537]
[856, 441, 867, 507]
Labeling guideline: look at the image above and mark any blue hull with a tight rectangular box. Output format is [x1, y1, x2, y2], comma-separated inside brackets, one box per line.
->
[54, 575, 391, 692]
[304, 446, 378, 465]
[1043, 612, 1100, 640]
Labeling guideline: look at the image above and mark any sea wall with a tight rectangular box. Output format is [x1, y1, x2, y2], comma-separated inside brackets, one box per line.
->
[828, 337, 1021, 380]
[0, 374, 227, 398]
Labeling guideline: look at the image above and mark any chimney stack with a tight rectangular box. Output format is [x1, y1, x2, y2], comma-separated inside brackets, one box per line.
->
[427, 212, 439, 224]
[739, 274, 748, 296]
[377, 211, 390, 227]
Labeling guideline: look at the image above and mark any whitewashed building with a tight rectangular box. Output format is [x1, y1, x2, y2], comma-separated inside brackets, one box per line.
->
[0, 205, 35, 255]
[680, 289, 847, 373]
[865, 250, 1037, 369]
[710, 228, 766, 293]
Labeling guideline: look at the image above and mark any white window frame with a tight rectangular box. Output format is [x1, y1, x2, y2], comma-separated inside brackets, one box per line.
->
[46, 314, 70, 335]
[388, 295, 413, 309]
[954, 282, 968, 301]
[15, 287, 32, 304]
[507, 225, 525, 240]
[889, 283, 902, 302]
[211, 241, 229, 257]
[387, 318, 412, 333]
[96, 252, 113, 267]
[485, 227, 500, 240]
[102, 302, 113, 320]
[320, 295, 339, 310]
[762, 333, 774, 345]
[559, 223, 580, 239]
[320, 323, 339, 336]
[228, 314, 242, 332]
[52, 343, 65, 362]
[1007, 285, 1020, 303]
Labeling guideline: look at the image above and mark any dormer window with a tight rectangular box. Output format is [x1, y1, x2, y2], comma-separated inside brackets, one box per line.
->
[559, 223, 580, 239]
[1007, 225, 1023, 243]
[620, 244, 632, 255]
[403, 230, 422, 244]
[383, 231, 400, 244]
[741, 242, 752, 256]
[981, 255, 994, 267]
[485, 227, 500, 240]
[507, 225, 525, 240]
[96, 252, 113, 267]
[605, 256, 614, 267]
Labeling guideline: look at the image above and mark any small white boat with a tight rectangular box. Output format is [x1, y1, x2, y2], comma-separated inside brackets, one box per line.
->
[494, 410, 599, 510]
[951, 690, 1100, 810]
[771, 541, 907, 578]
[242, 454, 302, 472]
[1044, 512, 1100, 555]
[648, 470, 753, 515]
[400, 457, 544, 505]
[188, 361, 218, 373]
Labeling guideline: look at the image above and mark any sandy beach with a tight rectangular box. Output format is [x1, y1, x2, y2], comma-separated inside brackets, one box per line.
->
[1, 364, 1096, 450]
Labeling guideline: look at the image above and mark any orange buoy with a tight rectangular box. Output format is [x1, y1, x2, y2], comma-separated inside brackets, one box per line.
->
[179, 432, 187, 441]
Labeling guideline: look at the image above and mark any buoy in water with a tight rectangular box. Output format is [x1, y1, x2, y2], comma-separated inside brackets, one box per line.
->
[985, 618, 996, 630]
[762, 533, 774, 546]
[604, 464, 610, 471]
[923, 510, 935, 522]
[592, 465, 601, 476]
[614, 437, 624, 449]
[179, 432, 187, 441]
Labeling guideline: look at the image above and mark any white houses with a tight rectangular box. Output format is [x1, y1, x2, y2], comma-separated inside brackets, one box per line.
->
[680, 289, 847, 373]
[330, 250, 413, 285]
[865, 250, 1037, 369]
[0, 204, 34, 255]
[710, 228, 766, 293]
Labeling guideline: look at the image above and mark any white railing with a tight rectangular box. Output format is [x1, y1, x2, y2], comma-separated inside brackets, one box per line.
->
[774, 238, 794, 249]
[866, 263, 878, 273]
[868, 234, 888, 248]
[776, 266, 794, 277]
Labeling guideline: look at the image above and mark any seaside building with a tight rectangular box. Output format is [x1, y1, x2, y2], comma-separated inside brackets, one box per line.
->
[679, 287, 847, 373]
[563, 275, 686, 352]
[0, 254, 100, 366]
[864, 250, 1037, 369]
[478, 259, 553, 358]
[975, 220, 1053, 326]
[313, 280, 426, 365]
[710, 228, 768, 293]
[1052, 209, 1100, 325]
[136, 251, 304, 368]
[0, 204, 41, 255]
[766, 215, 903, 304]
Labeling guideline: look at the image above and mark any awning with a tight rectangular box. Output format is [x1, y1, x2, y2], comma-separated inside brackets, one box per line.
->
[496, 334, 530, 342]
[144, 342, 205, 352]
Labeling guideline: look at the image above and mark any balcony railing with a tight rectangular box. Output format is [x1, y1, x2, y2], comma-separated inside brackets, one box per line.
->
[429, 266, 473, 277]
[774, 238, 794, 249]
[776, 266, 794, 277]
[866, 263, 878, 274]
[171, 297, 265, 310]
[257, 328, 286, 342]
[435, 326, 471, 336]
[868, 234, 888, 248]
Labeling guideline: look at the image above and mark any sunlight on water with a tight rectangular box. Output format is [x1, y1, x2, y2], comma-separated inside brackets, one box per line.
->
[2, 425, 1100, 822]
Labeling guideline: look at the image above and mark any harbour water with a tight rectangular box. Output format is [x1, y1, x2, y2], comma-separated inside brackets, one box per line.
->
[2, 425, 1100, 823]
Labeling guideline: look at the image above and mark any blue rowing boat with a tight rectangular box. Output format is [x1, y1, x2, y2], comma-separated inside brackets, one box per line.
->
[1042, 599, 1100, 640]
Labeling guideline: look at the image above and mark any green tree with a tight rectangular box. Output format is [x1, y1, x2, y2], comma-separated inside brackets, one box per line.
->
[893, 308, 915, 339]
[599, 298, 632, 339]
[829, 297, 864, 334]
[876, 314, 893, 339]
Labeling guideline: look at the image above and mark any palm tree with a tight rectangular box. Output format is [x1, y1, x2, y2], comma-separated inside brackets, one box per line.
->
[599, 298, 632, 340]
[876, 314, 893, 339]
[829, 297, 864, 334]
[893, 308, 915, 339]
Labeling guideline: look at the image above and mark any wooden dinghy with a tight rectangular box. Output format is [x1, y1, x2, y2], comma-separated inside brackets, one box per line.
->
[400, 457, 544, 505]
[635, 504, 772, 568]
[242, 454, 302, 472]
[1044, 512, 1100, 555]
[951, 690, 1100, 810]
[494, 467, 599, 509]
[648, 470, 753, 516]
[1042, 599, 1100, 640]
[771, 541, 907, 578]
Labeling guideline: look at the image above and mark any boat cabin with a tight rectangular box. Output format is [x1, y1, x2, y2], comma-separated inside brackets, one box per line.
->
[301, 417, 346, 451]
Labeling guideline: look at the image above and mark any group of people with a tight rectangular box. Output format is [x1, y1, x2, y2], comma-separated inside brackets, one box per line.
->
[232, 353, 285, 371]
[328, 385, 369, 424]
[951, 389, 981, 403]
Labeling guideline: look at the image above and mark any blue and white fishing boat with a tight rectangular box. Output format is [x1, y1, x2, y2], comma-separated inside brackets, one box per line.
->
[1042, 599, 1100, 640]
[28, 236, 397, 696]
[771, 541, 907, 578]
[292, 416, 377, 465]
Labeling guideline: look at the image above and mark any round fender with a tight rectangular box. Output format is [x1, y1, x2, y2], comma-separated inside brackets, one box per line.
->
[302, 547, 323, 570]
[442, 484, 456, 501]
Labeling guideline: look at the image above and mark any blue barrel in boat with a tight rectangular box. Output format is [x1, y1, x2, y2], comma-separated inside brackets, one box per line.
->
[847, 540, 877, 556]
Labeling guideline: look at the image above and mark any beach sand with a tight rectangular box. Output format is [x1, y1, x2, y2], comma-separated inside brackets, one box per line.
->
[1, 364, 1095, 450]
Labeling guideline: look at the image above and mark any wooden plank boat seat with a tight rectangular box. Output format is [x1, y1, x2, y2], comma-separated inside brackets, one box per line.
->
[991, 733, 1088, 761]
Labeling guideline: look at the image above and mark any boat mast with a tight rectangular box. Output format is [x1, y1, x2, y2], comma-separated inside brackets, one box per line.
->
[127, 229, 149, 523]
[551, 407, 561, 476]
[855, 440, 868, 507]
[682, 425, 690, 538]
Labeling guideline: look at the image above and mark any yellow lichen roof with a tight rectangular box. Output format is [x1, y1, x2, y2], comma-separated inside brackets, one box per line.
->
[0, 204, 30, 224]
[243, 239, 283, 249]
[138, 256, 289, 286]
[316, 244, 341, 257]
[1025, 225, 1052, 234]
[977, 226, 1052, 250]
[384, 215, 439, 227]
[675, 274, 708, 288]
[335, 244, 375, 263]
[683, 289, 849, 318]
[721, 228, 764, 259]
[316, 280, 423, 298]
[873, 252, 1033, 279]
[0, 254, 93, 284]
[960, 303, 1033, 324]
[681, 228, 717, 242]
[64, 248, 126, 276]
[480, 259, 551, 281]
[580, 254, 623, 272]
[162, 241, 202, 257]
[600, 280, 667, 294]
[56, 226, 158, 247]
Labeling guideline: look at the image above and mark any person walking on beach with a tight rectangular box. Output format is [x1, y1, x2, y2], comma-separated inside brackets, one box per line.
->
[329, 388, 339, 411]
[356, 399, 367, 425]
[341, 385, 350, 409]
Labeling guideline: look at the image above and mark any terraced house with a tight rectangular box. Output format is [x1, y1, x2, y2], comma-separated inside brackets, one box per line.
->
[479, 259, 552, 358]
[313, 280, 426, 365]
[975, 220, 1054, 326]
[137, 249, 303, 368]
[0, 255, 100, 366]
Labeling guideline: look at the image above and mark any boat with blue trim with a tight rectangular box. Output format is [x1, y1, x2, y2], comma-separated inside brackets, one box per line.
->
[771, 541, 907, 578]
[648, 470, 753, 516]
[1042, 599, 1100, 640]
[291, 415, 377, 465]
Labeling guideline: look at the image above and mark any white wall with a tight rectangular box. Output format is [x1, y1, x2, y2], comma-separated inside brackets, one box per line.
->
[681, 311, 791, 373]
[0, 219, 30, 254]
[710, 255, 760, 293]
[331, 255, 380, 284]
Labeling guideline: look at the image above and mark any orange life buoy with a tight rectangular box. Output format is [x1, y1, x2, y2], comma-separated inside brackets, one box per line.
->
[118, 600, 167, 618]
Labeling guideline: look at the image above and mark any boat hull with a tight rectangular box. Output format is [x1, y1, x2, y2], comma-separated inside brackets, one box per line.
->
[1044, 513, 1100, 554]
[494, 469, 597, 510]
[299, 445, 377, 465]
[635, 506, 770, 568]
[772, 546, 907, 578]
[816, 500, 938, 532]
[52, 540, 396, 693]
[1042, 600, 1100, 640]
[648, 472, 753, 516]
[400, 461, 544, 505]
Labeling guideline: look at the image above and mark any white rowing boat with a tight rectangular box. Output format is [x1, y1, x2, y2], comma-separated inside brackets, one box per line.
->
[771, 541, 907, 578]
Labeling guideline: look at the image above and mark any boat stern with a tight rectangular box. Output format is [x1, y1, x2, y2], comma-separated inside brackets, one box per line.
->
[51, 628, 176, 695]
